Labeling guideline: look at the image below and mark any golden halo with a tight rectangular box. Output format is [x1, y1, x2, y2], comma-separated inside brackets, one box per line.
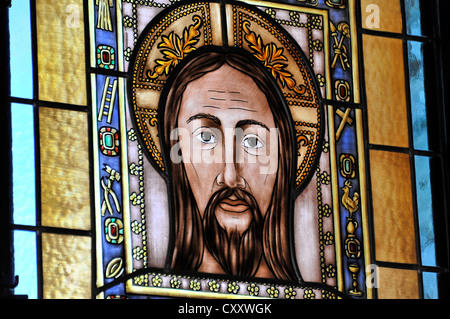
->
[129, 0, 323, 191]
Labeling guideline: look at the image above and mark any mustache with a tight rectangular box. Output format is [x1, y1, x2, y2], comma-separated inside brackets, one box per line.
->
[206, 187, 257, 212]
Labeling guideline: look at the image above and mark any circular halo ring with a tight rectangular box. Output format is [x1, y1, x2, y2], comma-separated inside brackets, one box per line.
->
[128, 0, 324, 193]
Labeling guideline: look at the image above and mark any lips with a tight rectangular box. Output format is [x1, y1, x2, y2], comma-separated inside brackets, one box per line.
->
[218, 197, 249, 213]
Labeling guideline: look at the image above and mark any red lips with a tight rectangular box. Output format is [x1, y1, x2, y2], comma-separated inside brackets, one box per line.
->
[218, 197, 249, 213]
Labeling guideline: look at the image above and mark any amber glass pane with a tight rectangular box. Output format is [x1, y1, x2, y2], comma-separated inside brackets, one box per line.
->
[36, 0, 86, 105]
[363, 35, 409, 148]
[39, 107, 90, 230]
[361, 0, 402, 33]
[370, 150, 417, 264]
[42, 233, 91, 299]
[377, 267, 419, 299]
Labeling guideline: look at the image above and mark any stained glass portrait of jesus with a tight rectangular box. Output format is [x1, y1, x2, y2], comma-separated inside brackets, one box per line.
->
[161, 48, 301, 281]
[90, 0, 367, 299]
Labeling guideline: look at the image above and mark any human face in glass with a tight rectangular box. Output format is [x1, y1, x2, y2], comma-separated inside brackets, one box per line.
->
[175, 65, 278, 233]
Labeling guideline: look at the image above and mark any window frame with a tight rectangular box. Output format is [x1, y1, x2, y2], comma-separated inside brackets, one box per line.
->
[1, 0, 449, 299]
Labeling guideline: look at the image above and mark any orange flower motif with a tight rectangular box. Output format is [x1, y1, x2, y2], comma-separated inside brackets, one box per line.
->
[147, 15, 202, 78]
[242, 20, 306, 95]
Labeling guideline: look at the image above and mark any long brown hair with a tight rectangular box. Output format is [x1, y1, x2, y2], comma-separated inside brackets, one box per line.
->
[160, 47, 300, 282]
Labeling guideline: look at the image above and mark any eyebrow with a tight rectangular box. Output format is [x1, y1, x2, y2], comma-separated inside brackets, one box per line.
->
[186, 113, 221, 126]
[236, 119, 270, 131]
[186, 114, 269, 131]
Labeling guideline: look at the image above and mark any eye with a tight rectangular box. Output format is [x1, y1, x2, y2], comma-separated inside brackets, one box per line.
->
[195, 130, 217, 144]
[242, 134, 264, 149]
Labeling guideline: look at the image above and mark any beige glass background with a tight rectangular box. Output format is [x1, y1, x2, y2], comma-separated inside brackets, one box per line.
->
[36, 0, 87, 106]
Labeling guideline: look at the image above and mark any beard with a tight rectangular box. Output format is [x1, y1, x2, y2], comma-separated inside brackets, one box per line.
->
[202, 187, 264, 277]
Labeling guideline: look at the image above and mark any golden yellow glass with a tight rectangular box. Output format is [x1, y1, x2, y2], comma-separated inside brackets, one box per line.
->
[361, 0, 403, 33]
[377, 267, 419, 299]
[39, 107, 91, 231]
[36, 0, 87, 106]
[42, 233, 91, 299]
[370, 150, 417, 264]
[363, 35, 409, 148]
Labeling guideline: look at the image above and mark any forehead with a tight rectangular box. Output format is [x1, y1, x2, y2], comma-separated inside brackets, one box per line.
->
[178, 65, 275, 126]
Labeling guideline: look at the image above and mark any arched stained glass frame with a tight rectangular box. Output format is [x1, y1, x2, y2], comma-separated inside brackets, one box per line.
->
[89, 0, 371, 299]
[3, 0, 449, 300]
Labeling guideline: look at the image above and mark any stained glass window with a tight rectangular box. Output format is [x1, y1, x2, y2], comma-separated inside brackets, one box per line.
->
[3, 0, 449, 302]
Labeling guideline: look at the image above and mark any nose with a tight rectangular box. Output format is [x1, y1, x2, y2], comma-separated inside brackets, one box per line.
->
[215, 128, 246, 189]
[216, 162, 246, 189]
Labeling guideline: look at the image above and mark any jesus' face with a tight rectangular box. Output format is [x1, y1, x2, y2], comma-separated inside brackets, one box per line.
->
[176, 65, 279, 236]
